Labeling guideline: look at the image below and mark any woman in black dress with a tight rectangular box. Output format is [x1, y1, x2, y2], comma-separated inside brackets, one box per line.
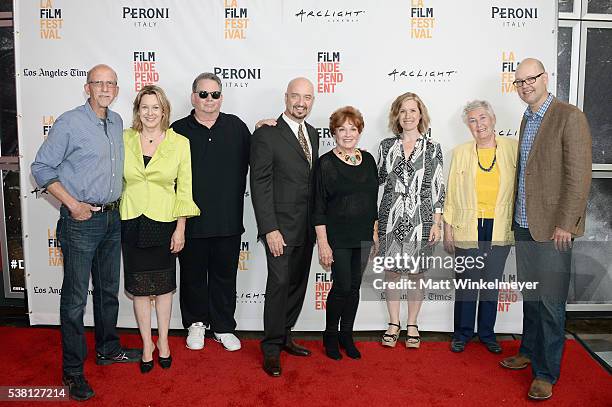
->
[313, 106, 379, 360]
[120, 85, 200, 373]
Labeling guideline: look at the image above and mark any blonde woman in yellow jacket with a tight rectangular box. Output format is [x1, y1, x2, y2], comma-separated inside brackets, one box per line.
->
[120, 85, 200, 373]
[443, 100, 518, 354]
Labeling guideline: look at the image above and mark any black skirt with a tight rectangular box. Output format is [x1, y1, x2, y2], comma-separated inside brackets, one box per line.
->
[122, 215, 177, 296]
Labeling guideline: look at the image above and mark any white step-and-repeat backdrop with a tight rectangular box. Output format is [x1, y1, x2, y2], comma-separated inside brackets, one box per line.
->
[16, 0, 556, 331]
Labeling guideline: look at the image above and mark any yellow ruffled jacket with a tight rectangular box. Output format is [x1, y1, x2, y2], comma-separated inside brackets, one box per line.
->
[120, 128, 200, 222]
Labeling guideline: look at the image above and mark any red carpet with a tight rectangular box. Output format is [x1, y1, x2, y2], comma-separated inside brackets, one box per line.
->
[0, 327, 609, 406]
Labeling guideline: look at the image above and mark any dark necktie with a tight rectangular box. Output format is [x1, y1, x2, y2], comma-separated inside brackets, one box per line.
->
[297, 123, 312, 167]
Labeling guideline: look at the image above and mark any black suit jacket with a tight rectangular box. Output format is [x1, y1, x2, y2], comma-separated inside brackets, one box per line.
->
[250, 115, 319, 246]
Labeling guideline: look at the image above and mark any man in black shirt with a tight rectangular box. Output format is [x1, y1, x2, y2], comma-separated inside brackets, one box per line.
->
[171, 72, 250, 352]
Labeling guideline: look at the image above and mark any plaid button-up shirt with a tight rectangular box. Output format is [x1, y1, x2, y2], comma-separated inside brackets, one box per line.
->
[514, 93, 554, 228]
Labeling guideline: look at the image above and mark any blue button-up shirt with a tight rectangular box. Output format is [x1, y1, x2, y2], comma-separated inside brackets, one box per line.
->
[31, 101, 124, 204]
[514, 93, 554, 228]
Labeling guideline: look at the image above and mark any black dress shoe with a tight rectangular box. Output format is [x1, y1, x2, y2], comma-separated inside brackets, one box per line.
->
[62, 374, 94, 401]
[323, 332, 342, 360]
[338, 331, 361, 359]
[450, 339, 466, 353]
[263, 355, 281, 377]
[283, 339, 311, 356]
[158, 355, 172, 369]
[484, 341, 502, 354]
[96, 347, 142, 365]
[140, 359, 154, 374]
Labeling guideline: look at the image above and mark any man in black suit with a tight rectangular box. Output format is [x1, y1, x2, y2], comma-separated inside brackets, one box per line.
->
[250, 77, 318, 377]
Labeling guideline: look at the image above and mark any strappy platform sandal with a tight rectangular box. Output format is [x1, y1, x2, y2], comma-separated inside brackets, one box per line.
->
[406, 324, 421, 349]
[381, 323, 401, 347]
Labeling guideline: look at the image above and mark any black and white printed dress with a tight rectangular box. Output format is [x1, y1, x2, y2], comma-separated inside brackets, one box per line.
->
[376, 135, 445, 273]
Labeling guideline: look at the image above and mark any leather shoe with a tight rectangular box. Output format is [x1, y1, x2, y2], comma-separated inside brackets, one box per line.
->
[528, 379, 553, 400]
[450, 339, 465, 353]
[62, 374, 94, 401]
[500, 353, 530, 370]
[283, 339, 311, 356]
[484, 341, 502, 354]
[263, 355, 281, 377]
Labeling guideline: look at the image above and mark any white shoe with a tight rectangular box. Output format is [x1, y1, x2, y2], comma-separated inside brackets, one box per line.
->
[214, 332, 242, 351]
[186, 322, 206, 350]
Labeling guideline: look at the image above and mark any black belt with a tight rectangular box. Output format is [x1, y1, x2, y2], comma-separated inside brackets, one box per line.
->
[86, 200, 120, 212]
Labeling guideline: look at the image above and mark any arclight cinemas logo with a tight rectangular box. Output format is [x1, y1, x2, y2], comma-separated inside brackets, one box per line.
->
[122, 6, 169, 28]
[491, 6, 538, 29]
[295, 8, 366, 23]
[388, 67, 458, 83]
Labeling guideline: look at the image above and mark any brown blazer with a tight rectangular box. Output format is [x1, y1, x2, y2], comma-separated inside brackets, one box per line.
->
[516, 96, 592, 242]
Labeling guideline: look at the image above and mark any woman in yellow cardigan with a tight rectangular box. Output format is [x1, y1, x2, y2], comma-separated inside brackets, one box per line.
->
[443, 100, 517, 354]
[120, 85, 200, 373]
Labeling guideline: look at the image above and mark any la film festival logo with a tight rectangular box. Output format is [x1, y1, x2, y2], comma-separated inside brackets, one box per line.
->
[314, 270, 332, 310]
[238, 241, 250, 271]
[410, 0, 435, 39]
[317, 52, 343, 94]
[133, 51, 160, 92]
[388, 67, 458, 83]
[122, 6, 169, 28]
[213, 66, 261, 88]
[491, 5, 538, 28]
[501, 51, 518, 94]
[39, 0, 63, 40]
[48, 227, 62, 267]
[42, 115, 55, 139]
[224, 0, 249, 40]
[295, 8, 366, 23]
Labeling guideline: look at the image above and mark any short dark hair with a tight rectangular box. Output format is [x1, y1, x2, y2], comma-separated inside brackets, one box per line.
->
[192, 72, 222, 93]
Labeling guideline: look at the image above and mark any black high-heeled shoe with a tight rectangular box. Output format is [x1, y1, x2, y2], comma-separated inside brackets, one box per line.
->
[140, 359, 154, 374]
[158, 354, 172, 369]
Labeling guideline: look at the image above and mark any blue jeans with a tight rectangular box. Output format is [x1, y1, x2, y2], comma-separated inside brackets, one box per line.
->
[57, 205, 121, 375]
[453, 219, 510, 343]
[514, 223, 571, 384]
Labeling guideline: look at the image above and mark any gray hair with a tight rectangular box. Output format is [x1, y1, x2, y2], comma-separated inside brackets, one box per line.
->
[191, 72, 222, 93]
[461, 100, 496, 125]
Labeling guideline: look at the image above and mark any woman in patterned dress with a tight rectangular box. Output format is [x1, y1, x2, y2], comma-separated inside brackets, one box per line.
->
[377, 92, 445, 348]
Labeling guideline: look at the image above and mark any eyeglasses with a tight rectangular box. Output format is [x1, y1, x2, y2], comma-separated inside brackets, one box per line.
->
[512, 72, 545, 88]
[196, 90, 221, 99]
[88, 80, 118, 88]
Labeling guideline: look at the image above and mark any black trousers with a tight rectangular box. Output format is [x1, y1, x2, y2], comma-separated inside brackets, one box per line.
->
[178, 235, 241, 333]
[326, 246, 371, 333]
[261, 242, 313, 357]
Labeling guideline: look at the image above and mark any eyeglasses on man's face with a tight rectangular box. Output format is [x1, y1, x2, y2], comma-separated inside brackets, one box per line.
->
[88, 80, 118, 89]
[196, 90, 222, 100]
[512, 72, 545, 88]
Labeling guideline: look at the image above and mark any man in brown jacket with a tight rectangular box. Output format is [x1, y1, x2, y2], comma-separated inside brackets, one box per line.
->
[500, 58, 592, 400]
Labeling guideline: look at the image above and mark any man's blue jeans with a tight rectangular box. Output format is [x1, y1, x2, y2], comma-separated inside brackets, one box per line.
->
[57, 205, 121, 375]
[514, 223, 571, 384]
